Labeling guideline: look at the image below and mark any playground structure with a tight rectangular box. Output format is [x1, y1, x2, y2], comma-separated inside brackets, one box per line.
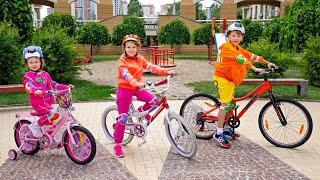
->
[210, 17, 227, 64]
[140, 47, 176, 68]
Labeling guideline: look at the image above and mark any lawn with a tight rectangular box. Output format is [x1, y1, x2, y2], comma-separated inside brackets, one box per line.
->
[0, 80, 116, 106]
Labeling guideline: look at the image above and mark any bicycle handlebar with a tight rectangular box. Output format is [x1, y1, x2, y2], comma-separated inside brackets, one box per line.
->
[46, 87, 71, 96]
[255, 68, 283, 76]
[145, 75, 172, 94]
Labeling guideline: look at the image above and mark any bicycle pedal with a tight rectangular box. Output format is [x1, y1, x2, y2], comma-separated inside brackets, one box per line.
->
[138, 138, 146, 147]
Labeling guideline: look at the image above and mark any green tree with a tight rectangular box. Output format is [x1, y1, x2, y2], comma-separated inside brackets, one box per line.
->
[211, 4, 220, 18]
[279, 0, 320, 52]
[192, 23, 212, 60]
[157, 19, 190, 49]
[31, 26, 79, 83]
[236, 8, 243, 19]
[0, 21, 24, 85]
[0, 0, 33, 42]
[262, 16, 283, 43]
[77, 22, 111, 58]
[240, 18, 263, 48]
[42, 13, 77, 37]
[112, 16, 146, 46]
[127, 0, 143, 17]
[196, 2, 206, 20]
[167, 2, 180, 15]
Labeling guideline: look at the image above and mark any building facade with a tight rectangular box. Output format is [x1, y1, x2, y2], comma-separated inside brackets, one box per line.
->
[242, 4, 280, 19]
[142, 4, 155, 17]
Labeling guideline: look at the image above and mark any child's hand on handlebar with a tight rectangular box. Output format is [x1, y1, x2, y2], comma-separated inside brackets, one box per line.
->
[255, 68, 266, 75]
[268, 63, 278, 69]
[68, 84, 75, 90]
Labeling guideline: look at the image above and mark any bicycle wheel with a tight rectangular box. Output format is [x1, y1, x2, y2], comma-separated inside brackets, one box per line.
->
[179, 93, 220, 139]
[101, 105, 134, 146]
[64, 126, 96, 165]
[165, 112, 197, 158]
[259, 98, 313, 148]
[14, 120, 40, 155]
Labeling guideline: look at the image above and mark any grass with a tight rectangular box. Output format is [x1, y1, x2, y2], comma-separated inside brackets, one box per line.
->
[0, 79, 116, 106]
[187, 81, 320, 101]
[92, 54, 213, 62]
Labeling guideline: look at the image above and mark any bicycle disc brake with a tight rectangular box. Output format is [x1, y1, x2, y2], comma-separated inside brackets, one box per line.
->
[228, 117, 240, 128]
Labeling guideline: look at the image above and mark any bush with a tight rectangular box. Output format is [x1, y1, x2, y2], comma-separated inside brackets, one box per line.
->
[240, 19, 263, 48]
[112, 16, 146, 46]
[0, 21, 24, 85]
[262, 17, 283, 43]
[279, 0, 320, 52]
[42, 13, 77, 37]
[301, 36, 320, 87]
[31, 26, 79, 83]
[0, 0, 33, 42]
[246, 38, 293, 78]
[157, 19, 190, 49]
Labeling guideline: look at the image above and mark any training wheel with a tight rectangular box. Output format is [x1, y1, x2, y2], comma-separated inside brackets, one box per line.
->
[8, 149, 17, 160]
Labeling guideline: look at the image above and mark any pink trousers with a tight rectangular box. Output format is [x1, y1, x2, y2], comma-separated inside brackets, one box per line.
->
[113, 87, 157, 144]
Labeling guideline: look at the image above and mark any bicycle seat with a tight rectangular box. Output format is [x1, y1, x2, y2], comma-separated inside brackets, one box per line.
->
[30, 110, 43, 116]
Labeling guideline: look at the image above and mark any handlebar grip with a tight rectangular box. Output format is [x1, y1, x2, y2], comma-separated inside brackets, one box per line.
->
[154, 79, 168, 87]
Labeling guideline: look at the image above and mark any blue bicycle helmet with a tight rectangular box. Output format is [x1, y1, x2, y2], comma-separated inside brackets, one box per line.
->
[23, 46, 43, 60]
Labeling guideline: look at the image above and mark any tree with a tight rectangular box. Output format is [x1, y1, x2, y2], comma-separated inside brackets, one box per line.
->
[127, 0, 143, 17]
[211, 4, 220, 18]
[0, 0, 33, 42]
[236, 8, 243, 19]
[196, 2, 206, 20]
[279, 0, 320, 52]
[157, 19, 190, 49]
[240, 18, 263, 48]
[192, 24, 212, 60]
[42, 13, 77, 37]
[167, 2, 181, 15]
[0, 21, 24, 85]
[77, 22, 111, 58]
[31, 26, 79, 83]
[112, 16, 146, 46]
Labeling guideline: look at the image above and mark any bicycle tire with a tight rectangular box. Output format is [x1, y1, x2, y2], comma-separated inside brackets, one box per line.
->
[101, 105, 134, 146]
[14, 120, 40, 155]
[165, 112, 197, 158]
[179, 93, 220, 139]
[259, 98, 313, 148]
[64, 126, 96, 165]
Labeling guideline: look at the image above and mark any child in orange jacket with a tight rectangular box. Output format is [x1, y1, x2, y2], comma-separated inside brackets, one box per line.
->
[213, 23, 277, 148]
[113, 34, 174, 157]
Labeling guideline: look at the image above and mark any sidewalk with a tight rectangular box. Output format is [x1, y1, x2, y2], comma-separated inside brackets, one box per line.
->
[0, 100, 319, 179]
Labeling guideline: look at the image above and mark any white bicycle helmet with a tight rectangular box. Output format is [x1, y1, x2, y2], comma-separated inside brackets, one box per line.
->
[227, 22, 245, 35]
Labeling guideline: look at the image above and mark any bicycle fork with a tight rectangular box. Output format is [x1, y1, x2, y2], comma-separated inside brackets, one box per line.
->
[269, 92, 287, 126]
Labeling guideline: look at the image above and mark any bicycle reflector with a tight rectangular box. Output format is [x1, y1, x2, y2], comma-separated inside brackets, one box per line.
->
[265, 119, 269, 130]
[299, 124, 304, 135]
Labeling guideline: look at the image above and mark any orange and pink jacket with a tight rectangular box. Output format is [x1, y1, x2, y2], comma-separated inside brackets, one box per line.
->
[214, 41, 264, 85]
[117, 54, 168, 90]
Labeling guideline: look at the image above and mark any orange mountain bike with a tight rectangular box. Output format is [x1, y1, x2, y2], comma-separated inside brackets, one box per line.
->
[179, 68, 313, 148]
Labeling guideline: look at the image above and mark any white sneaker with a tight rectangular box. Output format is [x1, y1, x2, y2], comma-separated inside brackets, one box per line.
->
[28, 122, 43, 138]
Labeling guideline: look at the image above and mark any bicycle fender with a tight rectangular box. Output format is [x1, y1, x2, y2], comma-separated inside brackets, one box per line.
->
[13, 119, 32, 129]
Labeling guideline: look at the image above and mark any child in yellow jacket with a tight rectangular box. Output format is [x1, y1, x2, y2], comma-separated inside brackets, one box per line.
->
[213, 23, 277, 148]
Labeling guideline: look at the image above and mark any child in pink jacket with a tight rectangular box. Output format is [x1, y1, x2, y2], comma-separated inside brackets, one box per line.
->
[22, 46, 73, 138]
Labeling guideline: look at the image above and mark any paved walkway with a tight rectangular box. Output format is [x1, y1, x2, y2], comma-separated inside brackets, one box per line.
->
[0, 100, 319, 179]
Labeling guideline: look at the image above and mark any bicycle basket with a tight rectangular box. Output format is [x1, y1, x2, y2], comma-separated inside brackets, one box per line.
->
[57, 91, 72, 108]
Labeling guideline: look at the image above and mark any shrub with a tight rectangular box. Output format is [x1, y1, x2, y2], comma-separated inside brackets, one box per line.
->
[240, 18, 263, 48]
[77, 22, 111, 56]
[42, 13, 77, 37]
[279, 0, 320, 52]
[246, 38, 293, 78]
[301, 36, 320, 87]
[157, 19, 190, 49]
[0, 0, 33, 42]
[31, 26, 79, 83]
[0, 21, 24, 85]
[112, 16, 146, 46]
[262, 16, 283, 43]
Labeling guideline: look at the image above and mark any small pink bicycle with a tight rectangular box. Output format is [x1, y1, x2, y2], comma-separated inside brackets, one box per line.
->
[8, 88, 96, 165]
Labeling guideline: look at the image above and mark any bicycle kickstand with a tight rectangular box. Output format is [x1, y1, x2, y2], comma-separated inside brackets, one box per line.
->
[138, 138, 146, 147]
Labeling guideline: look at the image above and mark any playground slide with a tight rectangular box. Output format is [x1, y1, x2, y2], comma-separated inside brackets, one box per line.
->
[214, 33, 227, 55]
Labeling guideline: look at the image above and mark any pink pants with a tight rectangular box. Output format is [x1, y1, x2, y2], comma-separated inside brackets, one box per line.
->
[113, 87, 157, 144]
[31, 97, 54, 126]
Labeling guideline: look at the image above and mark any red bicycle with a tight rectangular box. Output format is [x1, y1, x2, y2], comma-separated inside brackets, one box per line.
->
[180, 68, 313, 148]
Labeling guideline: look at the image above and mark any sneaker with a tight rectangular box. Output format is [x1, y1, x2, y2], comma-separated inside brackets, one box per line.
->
[28, 121, 43, 138]
[213, 132, 230, 148]
[224, 128, 240, 139]
[114, 144, 124, 158]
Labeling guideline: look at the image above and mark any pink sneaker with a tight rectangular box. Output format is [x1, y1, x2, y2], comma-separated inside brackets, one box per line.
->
[114, 144, 124, 158]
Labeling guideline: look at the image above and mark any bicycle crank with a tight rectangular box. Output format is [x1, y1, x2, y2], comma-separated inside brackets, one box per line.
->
[228, 117, 240, 128]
